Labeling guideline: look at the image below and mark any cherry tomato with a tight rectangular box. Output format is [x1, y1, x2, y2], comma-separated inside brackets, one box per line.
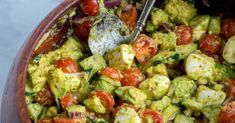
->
[75, 20, 92, 42]
[60, 93, 77, 110]
[176, 25, 193, 45]
[54, 58, 78, 73]
[221, 19, 235, 39]
[132, 34, 158, 64]
[119, 6, 138, 27]
[35, 85, 54, 106]
[219, 102, 235, 123]
[90, 90, 114, 112]
[141, 109, 163, 123]
[199, 34, 221, 55]
[79, 0, 99, 16]
[221, 79, 235, 101]
[121, 68, 145, 87]
[100, 67, 123, 81]
[37, 119, 52, 123]
[53, 117, 86, 123]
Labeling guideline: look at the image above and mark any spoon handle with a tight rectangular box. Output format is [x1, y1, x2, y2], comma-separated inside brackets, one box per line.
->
[131, 0, 156, 41]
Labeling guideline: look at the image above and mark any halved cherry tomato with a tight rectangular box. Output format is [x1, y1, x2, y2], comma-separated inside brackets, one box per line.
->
[60, 93, 77, 110]
[119, 6, 138, 27]
[221, 19, 235, 39]
[199, 34, 221, 55]
[100, 67, 123, 81]
[53, 117, 86, 123]
[90, 90, 114, 112]
[35, 84, 54, 106]
[176, 25, 193, 45]
[54, 58, 78, 73]
[121, 68, 145, 87]
[132, 34, 158, 64]
[79, 0, 99, 16]
[37, 119, 52, 123]
[75, 20, 92, 42]
[141, 109, 163, 123]
[221, 79, 235, 101]
[219, 102, 235, 123]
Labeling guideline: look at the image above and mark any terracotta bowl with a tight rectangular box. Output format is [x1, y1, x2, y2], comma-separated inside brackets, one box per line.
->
[1, 0, 235, 123]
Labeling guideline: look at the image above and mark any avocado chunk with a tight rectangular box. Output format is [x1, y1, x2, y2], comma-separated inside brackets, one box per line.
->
[146, 63, 168, 78]
[106, 44, 135, 71]
[114, 107, 141, 123]
[83, 95, 106, 114]
[169, 76, 196, 100]
[95, 76, 121, 95]
[48, 68, 69, 100]
[44, 106, 58, 119]
[66, 105, 86, 118]
[185, 52, 215, 84]
[27, 103, 44, 121]
[182, 98, 203, 111]
[196, 85, 226, 106]
[152, 32, 177, 50]
[213, 63, 235, 82]
[174, 114, 195, 123]
[165, 0, 197, 25]
[175, 43, 198, 60]
[150, 96, 171, 112]
[208, 16, 221, 35]
[150, 8, 169, 29]
[146, 21, 155, 33]
[75, 77, 93, 103]
[223, 35, 235, 63]
[190, 15, 210, 41]
[163, 105, 180, 123]
[139, 74, 171, 100]
[80, 53, 106, 80]
[115, 86, 147, 108]
[28, 37, 83, 92]
[201, 105, 222, 123]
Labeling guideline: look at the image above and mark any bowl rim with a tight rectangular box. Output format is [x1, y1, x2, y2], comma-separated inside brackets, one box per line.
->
[1, 0, 80, 122]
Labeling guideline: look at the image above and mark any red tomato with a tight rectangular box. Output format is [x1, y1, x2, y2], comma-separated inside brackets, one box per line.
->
[90, 91, 114, 112]
[221, 79, 235, 101]
[176, 25, 193, 45]
[54, 58, 78, 73]
[75, 20, 92, 42]
[100, 67, 123, 81]
[219, 102, 235, 123]
[199, 34, 221, 55]
[221, 19, 235, 39]
[119, 6, 138, 27]
[60, 93, 77, 110]
[121, 68, 145, 87]
[53, 117, 86, 123]
[132, 34, 158, 64]
[141, 109, 163, 123]
[79, 0, 99, 16]
[37, 119, 52, 123]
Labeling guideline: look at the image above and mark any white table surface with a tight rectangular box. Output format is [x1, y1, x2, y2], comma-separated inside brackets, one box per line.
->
[0, 0, 63, 111]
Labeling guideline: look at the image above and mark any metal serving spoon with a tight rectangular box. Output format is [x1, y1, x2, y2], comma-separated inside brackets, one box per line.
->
[88, 0, 156, 55]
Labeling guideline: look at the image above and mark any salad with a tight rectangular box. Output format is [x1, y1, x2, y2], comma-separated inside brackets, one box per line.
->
[25, 0, 235, 123]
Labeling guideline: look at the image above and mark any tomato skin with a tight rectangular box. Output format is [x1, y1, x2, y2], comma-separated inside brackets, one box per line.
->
[199, 34, 221, 55]
[100, 67, 123, 81]
[60, 93, 77, 110]
[121, 68, 145, 87]
[119, 6, 138, 27]
[35, 85, 54, 106]
[53, 117, 86, 123]
[221, 79, 235, 101]
[132, 34, 158, 64]
[90, 91, 115, 112]
[219, 102, 235, 123]
[75, 20, 92, 42]
[221, 19, 235, 39]
[54, 58, 78, 73]
[141, 109, 163, 123]
[79, 0, 99, 16]
[176, 25, 193, 45]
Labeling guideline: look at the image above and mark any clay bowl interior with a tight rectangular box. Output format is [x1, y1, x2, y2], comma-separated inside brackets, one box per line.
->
[1, 0, 235, 123]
